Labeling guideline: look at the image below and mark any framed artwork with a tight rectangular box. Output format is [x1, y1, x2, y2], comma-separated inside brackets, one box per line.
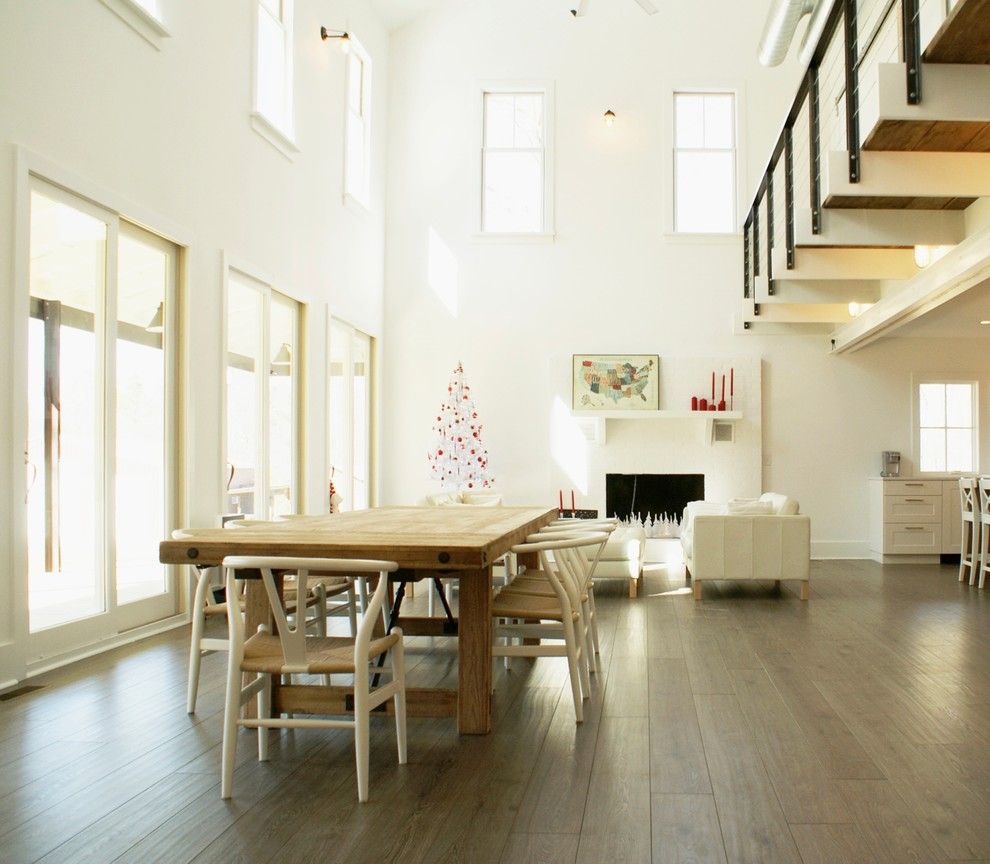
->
[572, 354, 659, 411]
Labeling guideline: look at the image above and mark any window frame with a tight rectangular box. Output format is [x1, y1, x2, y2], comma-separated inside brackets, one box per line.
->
[251, 0, 298, 157]
[475, 80, 556, 241]
[343, 35, 373, 210]
[326, 315, 375, 512]
[99, 0, 170, 49]
[912, 375, 980, 476]
[221, 260, 305, 520]
[664, 85, 745, 241]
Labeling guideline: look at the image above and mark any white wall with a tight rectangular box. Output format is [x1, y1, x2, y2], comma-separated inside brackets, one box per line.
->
[380, 0, 990, 558]
[0, 0, 389, 680]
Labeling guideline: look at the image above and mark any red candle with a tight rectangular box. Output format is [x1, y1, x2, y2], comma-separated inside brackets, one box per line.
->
[700, 398, 708, 411]
[711, 371, 715, 401]
[721, 374, 725, 402]
[691, 396, 698, 411]
[559, 490, 563, 511]
[730, 368, 734, 396]
[571, 490, 576, 513]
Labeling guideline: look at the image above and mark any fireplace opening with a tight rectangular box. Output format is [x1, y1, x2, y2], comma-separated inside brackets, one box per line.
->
[605, 473, 704, 537]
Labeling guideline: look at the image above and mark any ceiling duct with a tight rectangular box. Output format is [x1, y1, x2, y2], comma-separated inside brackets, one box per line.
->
[758, 0, 816, 66]
[798, 0, 838, 65]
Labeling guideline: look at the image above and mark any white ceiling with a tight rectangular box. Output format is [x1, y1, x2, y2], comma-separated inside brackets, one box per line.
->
[371, 0, 447, 31]
[895, 279, 990, 339]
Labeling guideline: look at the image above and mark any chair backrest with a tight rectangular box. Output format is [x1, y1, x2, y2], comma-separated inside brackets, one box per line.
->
[979, 478, 990, 520]
[960, 477, 977, 516]
[511, 532, 609, 611]
[538, 522, 615, 581]
[222, 556, 398, 672]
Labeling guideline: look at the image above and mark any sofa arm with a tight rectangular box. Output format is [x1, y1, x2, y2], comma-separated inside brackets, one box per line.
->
[692, 515, 810, 581]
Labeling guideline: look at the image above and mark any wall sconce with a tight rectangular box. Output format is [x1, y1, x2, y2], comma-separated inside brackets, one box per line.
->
[321, 26, 350, 51]
[271, 342, 292, 375]
[603, 109, 616, 127]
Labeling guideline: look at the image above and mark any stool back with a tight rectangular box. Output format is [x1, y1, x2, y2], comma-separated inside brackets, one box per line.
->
[978, 478, 990, 524]
[960, 477, 977, 522]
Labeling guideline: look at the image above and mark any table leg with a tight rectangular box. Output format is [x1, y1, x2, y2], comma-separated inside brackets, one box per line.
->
[457, 566, 493, 734]
[515, 551, 541, 646]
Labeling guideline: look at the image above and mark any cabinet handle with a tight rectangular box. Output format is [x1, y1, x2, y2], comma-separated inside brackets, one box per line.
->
[904, 526, 925, 531]
[905, 483, 924, 487]
[905, 498, 925, 503]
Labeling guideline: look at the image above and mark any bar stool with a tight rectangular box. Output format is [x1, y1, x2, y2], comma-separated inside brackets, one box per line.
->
[976, 478, 990, 589]
[959, 478, 979, 584]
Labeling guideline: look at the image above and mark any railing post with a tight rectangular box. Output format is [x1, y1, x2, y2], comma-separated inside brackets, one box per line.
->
[766, 169, 775, 295]
[808, 65, 822, 234]
[843, 0, 861, 182]
[902, 0, 921, 104]
[784, 126, 795, 270]
[743, 223, 751, 299]
[753, 202, 760, 279]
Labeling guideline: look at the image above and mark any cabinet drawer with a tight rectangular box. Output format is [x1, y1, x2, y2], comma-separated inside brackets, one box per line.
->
[883, 480, 943, 496]
[884, 495, 941, 522]
[883, 523, 942, 555]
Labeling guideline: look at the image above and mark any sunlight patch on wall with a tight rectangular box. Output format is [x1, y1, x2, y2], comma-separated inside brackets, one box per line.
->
[428, 227, 458, 317]
[550, 396, 588, 495]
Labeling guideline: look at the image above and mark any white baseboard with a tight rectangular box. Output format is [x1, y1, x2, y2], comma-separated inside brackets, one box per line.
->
[25, 614, 188, 679]
[811, 541, 871, 560]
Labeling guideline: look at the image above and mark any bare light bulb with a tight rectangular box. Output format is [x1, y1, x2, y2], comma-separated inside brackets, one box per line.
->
[603, 109, 615, 127]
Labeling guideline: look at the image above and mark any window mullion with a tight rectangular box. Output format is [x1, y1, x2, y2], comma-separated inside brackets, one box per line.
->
[103, 216, 121, 614]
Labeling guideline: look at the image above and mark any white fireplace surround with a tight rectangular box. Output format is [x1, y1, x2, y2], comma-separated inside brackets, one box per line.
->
[550, 355, 763, 519]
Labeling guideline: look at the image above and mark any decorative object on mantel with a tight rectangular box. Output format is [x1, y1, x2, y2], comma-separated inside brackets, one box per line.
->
[690, 366, 735, 412]
[572, 354, 659, 411]
[620, 512, 684, 539]
[557, 488, 593, 518]
[428, 362, 494, 491]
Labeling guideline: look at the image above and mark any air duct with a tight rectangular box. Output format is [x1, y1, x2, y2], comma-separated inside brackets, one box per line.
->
[798, 0, 838, 65]
[758, 0, 816, 66]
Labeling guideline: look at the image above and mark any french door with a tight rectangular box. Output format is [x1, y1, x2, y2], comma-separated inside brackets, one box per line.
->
[328, 318, 373, 510]
[224, 268, 302, 518]
[25, 179, 178, 660]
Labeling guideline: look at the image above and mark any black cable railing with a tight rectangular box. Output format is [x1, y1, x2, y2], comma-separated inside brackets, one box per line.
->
[742, 0, 924, 307]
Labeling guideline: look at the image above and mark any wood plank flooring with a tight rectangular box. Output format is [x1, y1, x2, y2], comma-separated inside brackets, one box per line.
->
[0, 559, 988, 863]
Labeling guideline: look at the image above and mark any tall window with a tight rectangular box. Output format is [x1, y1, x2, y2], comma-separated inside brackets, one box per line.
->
[344, 38, 372, 207]
[225, 270, 302, 517]
[481, 85, 552, 234]
[26, 180, 177, 635]
[917, 380, 978, 473]
[329, 319, 372, 511]
[673, 91, 736, 233]
[254, 0, 294, 140]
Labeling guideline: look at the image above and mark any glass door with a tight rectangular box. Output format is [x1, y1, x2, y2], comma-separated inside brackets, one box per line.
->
[26, 180, 178, 656]
[328, 317, 373, 511]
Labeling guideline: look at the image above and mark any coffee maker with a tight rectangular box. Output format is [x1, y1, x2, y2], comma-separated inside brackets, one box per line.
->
[881, 451, 900, 478]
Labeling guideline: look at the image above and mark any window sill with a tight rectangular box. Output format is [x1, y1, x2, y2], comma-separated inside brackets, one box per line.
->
[250, 113, 299, 162]
[472, 232, 556, 245]
[663, 231, 743, 245]
[99, 0, 170, 49]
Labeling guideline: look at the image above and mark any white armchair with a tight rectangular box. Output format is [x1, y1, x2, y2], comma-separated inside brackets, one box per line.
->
[681, 493, 810, 601]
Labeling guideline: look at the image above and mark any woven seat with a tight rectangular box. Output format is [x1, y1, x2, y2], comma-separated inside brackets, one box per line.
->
[492, 589, 580, 622]
[503, 574, 589, 602]
[203, 599, 247, 616]
[241, 631, 400, 675]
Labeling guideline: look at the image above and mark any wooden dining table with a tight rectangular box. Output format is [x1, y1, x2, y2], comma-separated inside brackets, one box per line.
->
[159, 505, 557, 734]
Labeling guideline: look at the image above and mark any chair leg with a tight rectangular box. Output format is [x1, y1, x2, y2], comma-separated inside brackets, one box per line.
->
[358, 577, 369, 614]
[973, 521, 984, 587]
[427, 583, 435, 617]
[800, 581, 810, 601]
[581, 599, 597, 675]
[257, 676, 270, 762]
[314, 584, 328, 638]
[693, 580, 702, 601]
[561, 617, 584, 723]
[220, 655, 242, 800]
[959, 519, 969, 582]
[392, 640, 407, 765]
[187, 567, 213, 714]
[347, 583, 358, 636]
[587, 590, 601, 656]
[354, 697, 370, 803]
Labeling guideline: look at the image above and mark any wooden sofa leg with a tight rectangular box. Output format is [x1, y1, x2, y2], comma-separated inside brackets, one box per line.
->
[693, 580, 702, 601]
[629, 568, 642, 599]
[800, 581, 810, 601]
[774, 580, 781, 590]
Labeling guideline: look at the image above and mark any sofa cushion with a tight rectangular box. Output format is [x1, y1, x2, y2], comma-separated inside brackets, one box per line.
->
[600, 524, 646, 561]
[681, 501, 726, 559]
[461, 493, 502, 506]
[727, 500, 774, 515]
[759, 492, 800, 515]
[424, 492, 462, 506]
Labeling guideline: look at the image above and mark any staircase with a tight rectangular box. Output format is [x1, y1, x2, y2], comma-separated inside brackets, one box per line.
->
[742, 0, 990, 349]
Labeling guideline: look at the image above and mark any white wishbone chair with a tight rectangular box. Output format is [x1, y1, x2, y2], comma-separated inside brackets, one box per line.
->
[220, 556, 405, 803]
[492, 532, 609, 723]
[959, 477, 980, 585]
[975, 479, 990, 590]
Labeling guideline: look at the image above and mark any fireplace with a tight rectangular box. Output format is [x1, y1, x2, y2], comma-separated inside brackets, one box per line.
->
[605, 473, 704, 536]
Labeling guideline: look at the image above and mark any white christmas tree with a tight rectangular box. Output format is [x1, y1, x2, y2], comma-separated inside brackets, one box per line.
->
[428, 362, 494, 491]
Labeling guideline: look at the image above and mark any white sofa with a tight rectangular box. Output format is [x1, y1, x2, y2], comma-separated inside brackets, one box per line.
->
[594, 523, 647, 597]
[681, 493, 810, 601]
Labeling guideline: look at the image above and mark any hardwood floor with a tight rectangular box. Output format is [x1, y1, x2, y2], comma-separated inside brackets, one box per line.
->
[1, 560, 988, 863]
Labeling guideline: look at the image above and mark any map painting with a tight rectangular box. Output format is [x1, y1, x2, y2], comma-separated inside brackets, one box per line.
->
[572, 355, 659, 411]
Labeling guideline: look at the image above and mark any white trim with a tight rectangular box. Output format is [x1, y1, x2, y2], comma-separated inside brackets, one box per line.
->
[250, 112, 299, 162]
[910, 374, 980, 476]
[343, 35, 373, 210]
[98, 0, 170, 50]
[475, 79, 556, 237]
